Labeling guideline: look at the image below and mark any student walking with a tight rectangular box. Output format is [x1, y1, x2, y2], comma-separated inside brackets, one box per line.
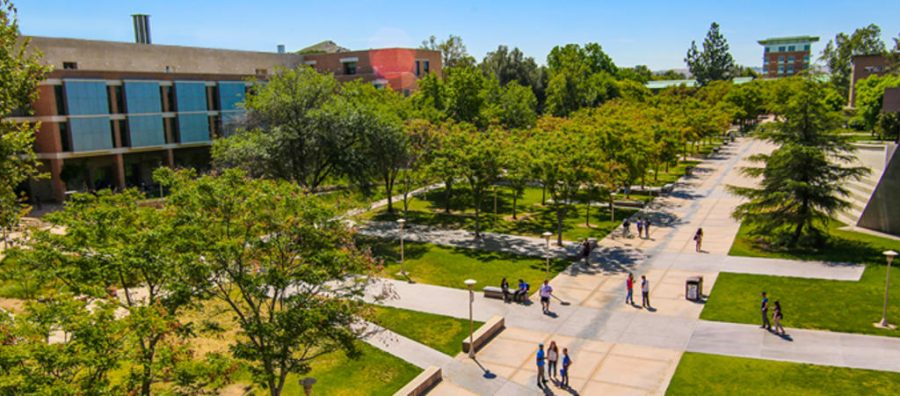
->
[547, 341, 559, 381]
[536, 343, 547, 388]
[625, 273, 635, 305]
[540, 280, 554, 313]
[773, 300, 785, 335]
[693, 228, 704, 252]
[760, 292, 771, 330]
[644, 218, 651, 238]
[623, 219, 631, 237]
[641, 275, 651, 308]
[636, 219, 644, 239]
[561, 348, 572, 388]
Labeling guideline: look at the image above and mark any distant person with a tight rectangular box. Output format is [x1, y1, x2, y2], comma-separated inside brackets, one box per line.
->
[644, 218, 651, 238]
[536, 343, 546, 388]
[515, 279, 529, 302]
[625, 273, 635, 305]
[773, 300, 785, 335]
[540, 280, 554, 313]
[760, 292, 771, 330]
[641, 275, 650, 308]
[694, 228, 704, 252]
[623, 219, 631, 237]
[547, 341, 559, 381]
[636, 219, 644, 239]
[561, 347, 572, 388]
[501, 277, 510, 303]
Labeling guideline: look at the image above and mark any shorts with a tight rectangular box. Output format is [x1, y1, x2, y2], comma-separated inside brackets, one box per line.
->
[560, 369, 567, 376]
[540, 296, 550, 303]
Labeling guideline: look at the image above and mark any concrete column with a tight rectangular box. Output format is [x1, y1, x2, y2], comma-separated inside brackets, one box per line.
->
[114, 154, 126, 191]
[165, 149, 175, 167]
[49, 159, 66, 202]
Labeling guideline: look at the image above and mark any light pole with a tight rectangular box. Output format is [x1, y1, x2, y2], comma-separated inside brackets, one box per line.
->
[301, 377, 317, 396]
[878, 250, 898, 329]
[397, 219, 407, 279]
[542, 231, 553, 274]
[465, 279, 477, 358]
[610, 192, 617, 222]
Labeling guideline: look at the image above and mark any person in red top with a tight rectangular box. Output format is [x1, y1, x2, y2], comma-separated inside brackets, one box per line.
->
[625, 273, 635, 305]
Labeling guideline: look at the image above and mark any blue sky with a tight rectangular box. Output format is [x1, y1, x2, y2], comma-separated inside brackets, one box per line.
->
[15, 0, 900, 70]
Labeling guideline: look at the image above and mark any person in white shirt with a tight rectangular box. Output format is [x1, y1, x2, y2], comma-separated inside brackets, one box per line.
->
[539, 280, 553, 313]
[641, 275, 651, 308]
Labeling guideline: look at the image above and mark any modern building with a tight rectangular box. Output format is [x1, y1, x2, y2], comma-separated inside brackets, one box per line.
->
[848, 54, 889, 107]
[12, 16, 441, 203]
[758, 36, 819, 78]
[644, 76, 754, 92]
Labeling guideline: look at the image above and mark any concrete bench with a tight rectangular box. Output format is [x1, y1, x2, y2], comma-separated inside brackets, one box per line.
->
[462, 316, 505, 354]
[614, 200, 645, 209]
[393, 366, 442, 396]
[483, 286, 506, 299]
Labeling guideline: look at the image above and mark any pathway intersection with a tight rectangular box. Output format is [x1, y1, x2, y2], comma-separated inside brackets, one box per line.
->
[358, 137, 900, 395]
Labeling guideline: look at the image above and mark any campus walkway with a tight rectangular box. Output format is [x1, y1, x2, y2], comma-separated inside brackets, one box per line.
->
[360, 137, 899, 395]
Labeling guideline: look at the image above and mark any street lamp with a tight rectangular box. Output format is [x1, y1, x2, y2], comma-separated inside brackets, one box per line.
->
[464, 279, 477, 358]
[301, 377, 317, 396]
[397, 219, 407, 279]
[542, 231, 553, 274]
[610, 191, 618, 222]
[878, 250, 898, 329]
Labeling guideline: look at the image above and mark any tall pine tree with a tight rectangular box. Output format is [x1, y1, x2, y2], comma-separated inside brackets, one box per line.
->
[685, 22, 735, 86]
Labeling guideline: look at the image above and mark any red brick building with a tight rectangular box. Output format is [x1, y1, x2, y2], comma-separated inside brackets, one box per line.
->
[849, 54, 889, 107]
[303, 48, 442, 96]
[758, 36, 819, 78]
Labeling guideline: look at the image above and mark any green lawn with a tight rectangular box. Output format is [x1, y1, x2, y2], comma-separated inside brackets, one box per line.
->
[709, 221, 900, 337]
[729, 220, 900, 264]
[372, 305, 482, 356]
[667, 352, 900, 395]
[367, 186, 639, 242]
[360, 238, 569, 291]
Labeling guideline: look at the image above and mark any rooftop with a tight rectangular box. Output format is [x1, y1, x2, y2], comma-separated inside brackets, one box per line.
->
[758, 36, 820, 45]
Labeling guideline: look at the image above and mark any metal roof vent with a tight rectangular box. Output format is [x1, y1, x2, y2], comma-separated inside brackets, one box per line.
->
[132, 14, 151, 44]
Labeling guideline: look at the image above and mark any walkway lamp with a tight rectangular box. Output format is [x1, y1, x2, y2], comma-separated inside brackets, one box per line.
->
[542, 231, 553, 274]
[465, 279, 477, 358]
[397, 219, 407, 279]
[301, 377, 317, 396]
[878, 250, 898, 329]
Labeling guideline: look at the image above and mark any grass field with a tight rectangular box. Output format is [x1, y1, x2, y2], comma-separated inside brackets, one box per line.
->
[361, 238, 569, 290]
[667, 352, 900, 395]
[372, 305, 482, 356]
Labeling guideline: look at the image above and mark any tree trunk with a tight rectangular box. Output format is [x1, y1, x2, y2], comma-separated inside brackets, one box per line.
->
[585, 200, 591, 227]
[541, 183, 546, 205]
[385, 176, 394, 214]
[512, 190, 518, 220]
[444, 180, 452, 214]
[556, 208, 565, 246]
[654, 163, 660, 181]
[474, 204, 481, 237]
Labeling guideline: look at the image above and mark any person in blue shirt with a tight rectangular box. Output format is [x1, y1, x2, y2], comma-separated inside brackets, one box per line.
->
[536, 343, 546, 388]
[515, 279, 529, 302]
[561, 348, 572, 388]
[760, 291, 771, 330]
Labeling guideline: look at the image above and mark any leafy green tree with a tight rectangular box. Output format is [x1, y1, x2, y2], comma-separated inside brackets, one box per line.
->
[729, 80, 869, 247]
[652, 69, 688, 80]
[685, 22, 735, 86]
[487, 81, 538, 129]
[21, 188, 205, 395]
[531, 125, 590, 245]
[158, 168, 376, 396]
[411, 72, 448, 121]
[726, 81, 765, 130]
[0, 298, 124, 395]
[618, 65, 653, 84]
[421, 34, 476, 68]
[500, 132, 532, 220]
[0, 0, 48, 247]
[444, 66, 488, 126]
[853, 74, 900, 131]
[398, 119, 442, 215]
[439, 126, 504, 237]
[821, 24, 887, 99]
[545, 43, 620, 116]
[212, 66, 371, 190]
[479, 45, 545, 104]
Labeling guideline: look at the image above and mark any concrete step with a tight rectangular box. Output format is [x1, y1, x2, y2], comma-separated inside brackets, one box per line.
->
[835, 210, 860, 227]
[845, 181, 875, 197]
[856, 175, 881, 189]
[845, 188, 872, 207]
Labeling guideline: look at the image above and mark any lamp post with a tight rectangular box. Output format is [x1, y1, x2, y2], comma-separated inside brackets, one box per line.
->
[542, 231, 553, 274]
[397, 219, 407, 278]
[301, 377, 317, 396]
[464, 279, 477, 358]
[878, 250, 898, 329]
[610, 192, 617, 222]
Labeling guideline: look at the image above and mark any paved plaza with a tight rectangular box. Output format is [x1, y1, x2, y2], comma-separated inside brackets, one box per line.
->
[356, 137, 900, 395]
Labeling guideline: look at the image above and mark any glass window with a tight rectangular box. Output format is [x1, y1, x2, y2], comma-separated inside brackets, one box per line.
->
[69, 117, 113, 151]
[778, 56, 784, 63]
[424, 60, 430, 74]
[124, 81, 162, 114]
[778, 46, 785, 52]
[117, 119, 130, 147]
[174, 81, 208, 112]
[217, 82, 246, 112]
[788, 45, 795, 51]
[788, 66, 795, 74]
[63, 62, 77, 70]
[804, 44, 810, 51]
[177, 113, 211, 143]
[415, 60, 421, 76]
[343, 61, 357, 75]
[788, 56, 795, 63]
[127, 115, 166, 147]
[58, 121, 71, 152]
[64, 80, 110, 116]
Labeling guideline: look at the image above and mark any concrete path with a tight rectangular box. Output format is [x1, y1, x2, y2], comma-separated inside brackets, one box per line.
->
[343, 182, 445, 219]
[361, 137, 898, 395]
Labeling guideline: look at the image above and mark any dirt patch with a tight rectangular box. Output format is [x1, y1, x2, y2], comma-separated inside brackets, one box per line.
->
[0, 298, 25, 314]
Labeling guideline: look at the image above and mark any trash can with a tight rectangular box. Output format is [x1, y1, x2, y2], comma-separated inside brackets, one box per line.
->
[685, 276, 703, 302]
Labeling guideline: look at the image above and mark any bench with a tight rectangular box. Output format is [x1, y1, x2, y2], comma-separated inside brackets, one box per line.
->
[613, 200, 645, 209]
[661, 183, 675, 194]
[462, 316, 505, 354]
[483, 286, 506, 299]
[393, 366, 442, 396]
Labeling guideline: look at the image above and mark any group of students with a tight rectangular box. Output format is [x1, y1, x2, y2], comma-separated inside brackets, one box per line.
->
[624, 272, 651, 308]
[760, 291, 786, 335]
[500, 278, 531, 303]
[535, 341, 572, 389]
[622, 217, 652, 239]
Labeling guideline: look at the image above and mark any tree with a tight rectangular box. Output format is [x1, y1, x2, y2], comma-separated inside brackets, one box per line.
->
[618, 65, 653, 84]
[398, 119, 442, 215]
[212, 66, 371, 190]
[500, 132, 532, 220]
[545, 43, 620, 116]
[652, 69, 688, 80]
[853, 74, 900, 131]
[411, 72, 448, 121]
[729, 79, 868, 247]
[530, 123, 590, 245]
[726, 80, 765, 130]
[20, 188, 205, 395]
[487, 81, 538, 129]
[444, 65, 487, 126]
[0, 0, 48, 248]
[685, 22, 735, 86]
[479, 45, 545, 104]
[158, 168, 377, 396]
[821, 24, 887, 99]
[421, 34, 475, 68]
[439, 126, 503, 237]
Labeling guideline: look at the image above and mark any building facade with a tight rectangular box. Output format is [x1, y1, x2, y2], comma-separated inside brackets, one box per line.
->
[14, 35, 441, 203]
[848, 54, 889, 107]
[758, 36, 819, 78]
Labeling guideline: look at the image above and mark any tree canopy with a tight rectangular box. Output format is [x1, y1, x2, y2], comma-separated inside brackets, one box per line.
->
[685, 22, 735, 86]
